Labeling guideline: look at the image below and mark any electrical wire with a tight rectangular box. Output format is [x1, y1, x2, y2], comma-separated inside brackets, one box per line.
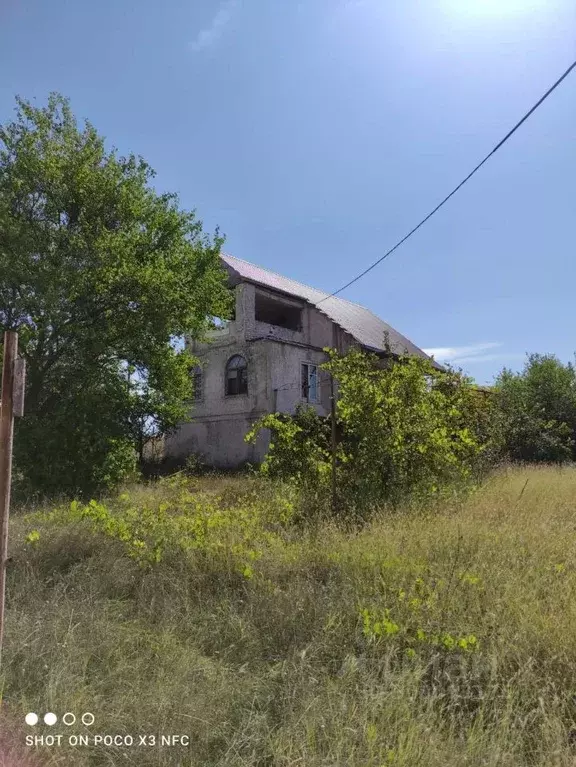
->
[317, 58, 576, 302]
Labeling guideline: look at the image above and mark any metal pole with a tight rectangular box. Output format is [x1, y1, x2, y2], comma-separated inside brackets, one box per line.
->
[0, 331, 18, 662]
[330, 375, 337, 514]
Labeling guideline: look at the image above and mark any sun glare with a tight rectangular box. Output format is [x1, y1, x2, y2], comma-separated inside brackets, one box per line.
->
[442, 0, 547, 18]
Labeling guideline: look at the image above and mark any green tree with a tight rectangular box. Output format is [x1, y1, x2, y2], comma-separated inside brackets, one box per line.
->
[247, 349, 495, 517]
[494, 354, 576, 463]
[0, 94, 232, 497]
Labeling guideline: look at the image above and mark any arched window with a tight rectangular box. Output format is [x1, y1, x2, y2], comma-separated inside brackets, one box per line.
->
[192, 365, 203, 401]
[225, 355, 248, 395]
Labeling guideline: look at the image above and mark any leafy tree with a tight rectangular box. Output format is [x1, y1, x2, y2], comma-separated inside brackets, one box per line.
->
[247, 349, 495, 517]
[494, 354, 576, 463]
[0, 94, 232, 497]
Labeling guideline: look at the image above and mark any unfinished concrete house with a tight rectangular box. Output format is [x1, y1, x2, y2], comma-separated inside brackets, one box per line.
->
[164, 254, 435, 468]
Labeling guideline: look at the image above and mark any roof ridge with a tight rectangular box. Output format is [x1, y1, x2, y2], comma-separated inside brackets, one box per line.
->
[222, 252, 358, 341]
[221, 252, 328, 299]
[219, 252, 438, 367]
[220, 252, 367, 310]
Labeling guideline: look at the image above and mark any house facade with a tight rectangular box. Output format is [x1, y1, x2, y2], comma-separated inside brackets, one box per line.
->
[164, 254, 435, 468]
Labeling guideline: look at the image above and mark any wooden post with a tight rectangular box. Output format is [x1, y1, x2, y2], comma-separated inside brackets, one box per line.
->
[0, 331, 24, 663]
[330, 375, 337, 514]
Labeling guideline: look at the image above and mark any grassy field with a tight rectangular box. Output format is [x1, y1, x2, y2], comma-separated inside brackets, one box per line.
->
[1, 465, 576, 766]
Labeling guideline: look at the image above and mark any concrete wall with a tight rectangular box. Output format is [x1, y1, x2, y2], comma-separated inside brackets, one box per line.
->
[164, 281, 356, 467]
[165, 332, 272, 467]
[268, 340, 331, 416]
[168, 413, 270, 468]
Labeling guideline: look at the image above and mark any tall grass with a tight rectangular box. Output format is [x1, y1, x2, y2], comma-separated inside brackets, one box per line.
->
[2, 466, 576, 766]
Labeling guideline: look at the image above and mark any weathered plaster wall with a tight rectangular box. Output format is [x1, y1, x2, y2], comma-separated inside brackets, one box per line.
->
[169, 413, 270, 468]
[268, 340, 331, 416]
[165, 334, 272, 467]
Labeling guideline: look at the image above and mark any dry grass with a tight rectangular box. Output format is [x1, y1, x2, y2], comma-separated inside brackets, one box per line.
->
[1, 465, 576, 766]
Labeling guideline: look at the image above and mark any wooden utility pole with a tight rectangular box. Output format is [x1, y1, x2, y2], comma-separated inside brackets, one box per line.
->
[0, 331, 25, 662]
[330, 375, 337, 514]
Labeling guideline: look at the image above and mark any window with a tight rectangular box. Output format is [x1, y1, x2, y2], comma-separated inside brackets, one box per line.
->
[301, 363, 318, 402]
[226, 355, 248, 395]
[210, 313, 235, 328]
[192, 365, 203, 400]
[255, 292, 302, 331]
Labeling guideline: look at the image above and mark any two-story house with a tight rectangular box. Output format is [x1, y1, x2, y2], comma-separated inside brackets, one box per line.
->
[164, 254, 437, 468]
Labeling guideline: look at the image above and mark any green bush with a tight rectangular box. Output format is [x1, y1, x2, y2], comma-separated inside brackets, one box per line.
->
[247, 349, 497, 517]
[246, 405, 333, 514]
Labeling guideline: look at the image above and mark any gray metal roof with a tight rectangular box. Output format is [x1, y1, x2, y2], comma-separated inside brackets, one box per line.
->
[221, 253, 437, 364]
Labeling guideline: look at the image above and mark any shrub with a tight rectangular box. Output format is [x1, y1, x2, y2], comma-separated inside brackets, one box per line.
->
[246, 405, 333, 514]
[247, 349, 497, 517]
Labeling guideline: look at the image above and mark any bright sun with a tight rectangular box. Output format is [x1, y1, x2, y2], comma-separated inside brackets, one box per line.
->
[442, 0, 546, 18]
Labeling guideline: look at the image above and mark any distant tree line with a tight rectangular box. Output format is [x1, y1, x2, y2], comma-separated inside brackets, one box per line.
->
[495, 354, 576, 464]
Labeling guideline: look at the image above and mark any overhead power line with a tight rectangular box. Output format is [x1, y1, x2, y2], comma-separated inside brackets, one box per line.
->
[318, 58, 576, 302]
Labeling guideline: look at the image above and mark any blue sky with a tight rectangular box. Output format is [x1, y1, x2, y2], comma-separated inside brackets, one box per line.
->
[1, 0, 574, 384]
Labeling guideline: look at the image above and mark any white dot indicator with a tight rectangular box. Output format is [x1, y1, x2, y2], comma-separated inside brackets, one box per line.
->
[25, 713, 38, 726]
[44, 713, 57, 726]
[62, 712, 76, 726]
[81, 712, 95, 726]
